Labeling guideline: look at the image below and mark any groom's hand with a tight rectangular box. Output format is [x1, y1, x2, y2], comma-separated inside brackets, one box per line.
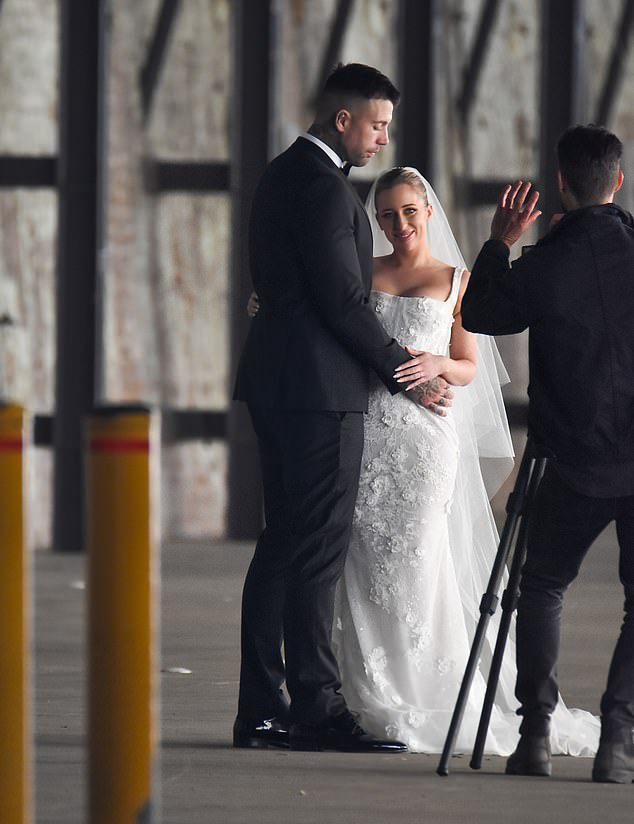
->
[408, 377, 453, 416]
[490, 180, 542, 248]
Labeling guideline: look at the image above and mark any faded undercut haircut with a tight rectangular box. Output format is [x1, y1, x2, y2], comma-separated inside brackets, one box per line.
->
[557, 124, 623, 206]
[314, 62, 400, 123]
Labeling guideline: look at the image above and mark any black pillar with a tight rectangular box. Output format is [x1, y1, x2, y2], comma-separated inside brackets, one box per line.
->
[539, 0, 585, 228]
[53, 1, 103, 551]
[227, 0, 272, 539]
[595, 0, 634, 126]
[397, 0, 438, 182]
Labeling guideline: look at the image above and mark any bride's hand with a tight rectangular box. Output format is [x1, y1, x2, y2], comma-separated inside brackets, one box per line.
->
[394, 347, 444, 390]
[247, 291, 260, 318]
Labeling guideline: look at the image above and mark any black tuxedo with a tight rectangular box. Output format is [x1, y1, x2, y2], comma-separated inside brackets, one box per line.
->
[234, 138, 406, 410]
[234, 138, 409, 724]
[461, 204, 634, 738]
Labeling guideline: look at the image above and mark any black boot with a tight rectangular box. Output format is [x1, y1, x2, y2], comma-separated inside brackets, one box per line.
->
[592, 724, 634, 784]
[505, 734, 552, 777]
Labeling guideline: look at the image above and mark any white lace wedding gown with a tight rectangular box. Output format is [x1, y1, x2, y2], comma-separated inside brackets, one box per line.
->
[333, 269, 600, 755]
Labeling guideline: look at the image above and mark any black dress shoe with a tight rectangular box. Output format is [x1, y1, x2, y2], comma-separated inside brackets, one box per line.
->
[289, 710, 407, 753]
[233, 716, 290, 749]
[505, 734, 552, 776]
[592, 726, 634, 784]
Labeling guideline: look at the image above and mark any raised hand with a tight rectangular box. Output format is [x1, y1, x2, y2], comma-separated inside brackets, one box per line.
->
[490, 180, 542, 248]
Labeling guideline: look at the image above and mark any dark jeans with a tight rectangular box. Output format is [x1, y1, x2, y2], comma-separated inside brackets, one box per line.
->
[237, 405, 364, 725]
[516, 464, 634, 736]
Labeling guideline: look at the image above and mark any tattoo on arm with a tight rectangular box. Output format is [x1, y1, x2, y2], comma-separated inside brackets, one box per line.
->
[409, 376, 444, 405]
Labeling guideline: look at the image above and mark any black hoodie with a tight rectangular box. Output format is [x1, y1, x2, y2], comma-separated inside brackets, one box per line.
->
[462, 204, 634, 472]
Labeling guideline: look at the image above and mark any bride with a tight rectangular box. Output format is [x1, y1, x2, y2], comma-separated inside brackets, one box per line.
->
[331, 166, 599, 756]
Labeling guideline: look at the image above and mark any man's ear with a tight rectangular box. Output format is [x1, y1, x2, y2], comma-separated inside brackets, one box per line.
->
[334, 109, 350, 133]
[614, 168, 624, 194]
[557, 171, 566, 193]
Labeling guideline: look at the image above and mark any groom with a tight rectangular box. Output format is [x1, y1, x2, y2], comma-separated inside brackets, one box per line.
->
[233, 63, 452, 752]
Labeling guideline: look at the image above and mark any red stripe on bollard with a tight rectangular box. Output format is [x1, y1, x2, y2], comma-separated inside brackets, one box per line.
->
[0, 437, 23, 452]
[89, 438, 149, 453]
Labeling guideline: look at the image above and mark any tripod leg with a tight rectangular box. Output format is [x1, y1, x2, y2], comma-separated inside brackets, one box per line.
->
[469, 456, 547, 769]
[436, 442, 536, 776]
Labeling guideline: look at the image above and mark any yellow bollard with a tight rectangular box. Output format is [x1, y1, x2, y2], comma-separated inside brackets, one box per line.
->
[0, 403, 31, 824]
[87, 407, 160, 824]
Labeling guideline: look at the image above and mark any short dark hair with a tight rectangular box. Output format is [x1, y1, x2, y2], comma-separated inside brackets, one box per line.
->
[557, 124, 622, 205]
[315, 63, 400, 120]
[375, 167, 428, 206]
[322, 63, 400, 104]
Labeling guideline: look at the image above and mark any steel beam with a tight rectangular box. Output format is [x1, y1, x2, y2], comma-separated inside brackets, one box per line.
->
[453, 176, 513, 207]
[457, 0, 502, 120]
[539, 0, 585, 229]
[140, 0, 182, 123]
[311, 0, 355, 106]
[227, 0, 272, 539]
[35, 410, 227, 447]
[143, 160, 230, 193]
[53, 1, 103, 551]
[0, 156, 56, 187]
[161, 410, 227, 443]
[595, 0, 634, 126]
[397, 0, 438, 182]
[33, 414, 53, 447]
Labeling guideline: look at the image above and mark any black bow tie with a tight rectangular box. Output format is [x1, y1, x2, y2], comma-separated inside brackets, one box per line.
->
[341, 162, 352, 177]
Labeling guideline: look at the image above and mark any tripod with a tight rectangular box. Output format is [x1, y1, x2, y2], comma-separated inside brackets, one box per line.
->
[437, 438, 548, 776]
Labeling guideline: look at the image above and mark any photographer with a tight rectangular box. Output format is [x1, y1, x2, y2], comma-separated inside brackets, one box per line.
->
[461, 125, 634, 783]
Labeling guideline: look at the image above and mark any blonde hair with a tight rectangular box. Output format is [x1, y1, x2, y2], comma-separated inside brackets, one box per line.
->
[374, 167, 428, 206]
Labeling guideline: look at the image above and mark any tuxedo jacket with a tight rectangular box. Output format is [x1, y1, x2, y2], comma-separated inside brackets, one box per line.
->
[461, 204, 634, 466]
[233, 138, 407, 412]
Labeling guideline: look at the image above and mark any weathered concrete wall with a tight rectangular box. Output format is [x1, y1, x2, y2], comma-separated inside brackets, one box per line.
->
[0, 0, 231, 544]
[102, 0, 231, 538]
[0, 0, 58, 548]
[445, 0, 541, 400]
[0, 0, 58, 155]
[273, 0, 397, 175]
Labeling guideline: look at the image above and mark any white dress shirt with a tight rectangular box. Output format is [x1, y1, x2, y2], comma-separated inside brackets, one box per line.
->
[299, 132, 345, 169]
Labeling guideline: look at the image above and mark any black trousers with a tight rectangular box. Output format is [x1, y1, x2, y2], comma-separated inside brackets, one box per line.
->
[516, 464, 634, 736]
[237, 405, 364, 725]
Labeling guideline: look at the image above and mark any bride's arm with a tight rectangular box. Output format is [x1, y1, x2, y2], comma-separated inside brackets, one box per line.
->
[442, 311, 477, 386]
[395, 270, 477, 389]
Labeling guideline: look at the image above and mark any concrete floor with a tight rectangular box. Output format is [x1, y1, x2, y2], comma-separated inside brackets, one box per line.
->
[34, 517, 633, 823]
